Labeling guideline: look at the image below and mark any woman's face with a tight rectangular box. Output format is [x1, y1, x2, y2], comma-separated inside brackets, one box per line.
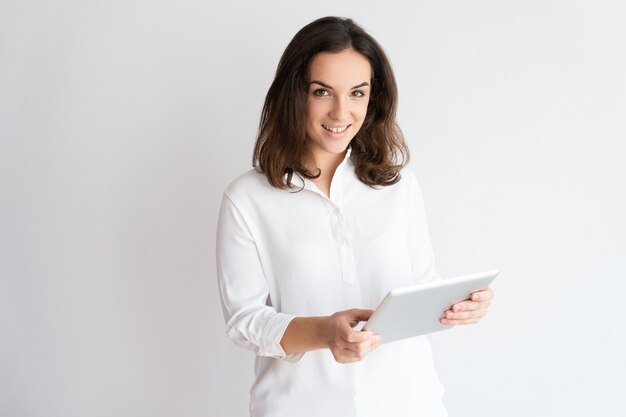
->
[305, 49, 371, 167]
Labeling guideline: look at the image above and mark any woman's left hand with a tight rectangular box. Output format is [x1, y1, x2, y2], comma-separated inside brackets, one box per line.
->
[440, 287, 494, 325]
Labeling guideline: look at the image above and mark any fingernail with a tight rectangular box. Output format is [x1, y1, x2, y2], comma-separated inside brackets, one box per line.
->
[472, 294, 480, 301]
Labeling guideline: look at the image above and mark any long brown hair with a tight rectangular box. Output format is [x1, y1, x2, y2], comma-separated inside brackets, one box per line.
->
[253, 16, 409, 189]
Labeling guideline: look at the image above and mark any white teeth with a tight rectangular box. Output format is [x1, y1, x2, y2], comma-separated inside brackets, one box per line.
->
[323, 125, 349, 133]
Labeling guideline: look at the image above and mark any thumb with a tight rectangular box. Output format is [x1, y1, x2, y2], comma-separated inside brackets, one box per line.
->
[347, 308, 374, 322]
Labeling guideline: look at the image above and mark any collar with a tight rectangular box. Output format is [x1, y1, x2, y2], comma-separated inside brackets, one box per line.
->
[285, 146, 353, 196]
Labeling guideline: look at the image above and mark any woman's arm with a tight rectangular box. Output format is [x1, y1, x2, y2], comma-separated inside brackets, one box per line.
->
[280, 309, 382, 364]
[217, 194, 301, 361]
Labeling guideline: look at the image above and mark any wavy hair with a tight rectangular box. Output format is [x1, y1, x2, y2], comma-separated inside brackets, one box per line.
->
[253, 16, 409, 189]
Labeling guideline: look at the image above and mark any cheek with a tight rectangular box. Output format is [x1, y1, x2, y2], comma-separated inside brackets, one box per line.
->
[354, 101, 370, 123]
[306, 100, 326, 122]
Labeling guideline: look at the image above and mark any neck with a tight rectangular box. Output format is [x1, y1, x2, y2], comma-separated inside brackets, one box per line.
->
[316, 151, 345, 176]
[307, 149, 347, 198]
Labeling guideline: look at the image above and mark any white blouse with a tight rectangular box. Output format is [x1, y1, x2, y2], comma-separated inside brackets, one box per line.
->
[216, 149, 447, 417]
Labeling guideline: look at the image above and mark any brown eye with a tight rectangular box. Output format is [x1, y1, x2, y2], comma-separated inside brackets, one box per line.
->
[352, 90, 365, 98]
[313, 89, 330, 97]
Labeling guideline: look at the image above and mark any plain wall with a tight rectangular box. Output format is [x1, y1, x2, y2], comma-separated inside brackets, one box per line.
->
[1, 1, 625, 416]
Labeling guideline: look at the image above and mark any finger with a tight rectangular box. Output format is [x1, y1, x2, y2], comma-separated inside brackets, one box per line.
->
[441, 317, 481, 325]
[373, 334, 381, 349]
[334, 345, 369, 363]
[341, 328, 374, 344]
[441, 307, 489, 324]
[453, 300, 492, 313]
[341, 340, 374, 355]
[334, 348, 363, 364]
[338, 334, 381, 356]
[451, 300, 489, 312]
[470, 288, 494, 302]
[439, 317, 455, 326]
[444, 308, 488, 321]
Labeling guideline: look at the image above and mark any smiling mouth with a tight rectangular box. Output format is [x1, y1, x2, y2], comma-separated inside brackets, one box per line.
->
[322, 124, 351, 133]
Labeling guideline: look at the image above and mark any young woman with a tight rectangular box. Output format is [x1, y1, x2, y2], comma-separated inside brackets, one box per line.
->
[217, 16, 494, 417]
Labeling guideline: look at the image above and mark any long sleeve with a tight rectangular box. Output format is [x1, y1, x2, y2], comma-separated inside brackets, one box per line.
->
[216, 193, 303, 362]
[406, 169, 441, 284]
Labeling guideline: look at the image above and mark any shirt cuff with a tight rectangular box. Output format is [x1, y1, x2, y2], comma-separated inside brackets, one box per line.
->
[260, 313, 305, 363]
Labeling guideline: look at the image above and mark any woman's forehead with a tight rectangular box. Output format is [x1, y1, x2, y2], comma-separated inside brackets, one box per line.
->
[308, 49, 372, 87]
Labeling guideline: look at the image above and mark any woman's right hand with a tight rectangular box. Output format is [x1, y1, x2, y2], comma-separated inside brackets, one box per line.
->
[321, 309, 382, 364]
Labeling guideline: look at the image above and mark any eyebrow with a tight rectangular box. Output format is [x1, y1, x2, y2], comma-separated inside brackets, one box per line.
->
[309, 80, 370, 90]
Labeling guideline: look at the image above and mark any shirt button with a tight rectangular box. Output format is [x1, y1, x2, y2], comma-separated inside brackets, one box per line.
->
[333, 207, 341, 216]
[339, 236, 348, 245]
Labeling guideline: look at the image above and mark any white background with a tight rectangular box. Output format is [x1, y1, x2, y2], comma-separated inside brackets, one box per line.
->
[1, 1, 625, 416]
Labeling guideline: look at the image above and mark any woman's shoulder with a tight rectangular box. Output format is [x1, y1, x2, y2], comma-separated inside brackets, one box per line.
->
[385, 164, 420, 194]
[222, 168, 285, 208]
[384, 164, 425, 203]
[399, 165, 419, 184]
[224, 168, 268, 195]
[397, 164, 429, 207]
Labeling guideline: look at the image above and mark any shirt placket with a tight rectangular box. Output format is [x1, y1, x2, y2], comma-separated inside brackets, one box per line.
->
[302, 155, 357, 285]
[325, 201, 355, 284]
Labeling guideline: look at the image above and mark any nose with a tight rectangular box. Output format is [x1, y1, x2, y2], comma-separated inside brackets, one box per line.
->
[328, 96, 348, 121]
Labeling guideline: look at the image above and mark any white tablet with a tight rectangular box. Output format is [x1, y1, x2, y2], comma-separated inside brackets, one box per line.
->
[361, 269, 499, 344]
